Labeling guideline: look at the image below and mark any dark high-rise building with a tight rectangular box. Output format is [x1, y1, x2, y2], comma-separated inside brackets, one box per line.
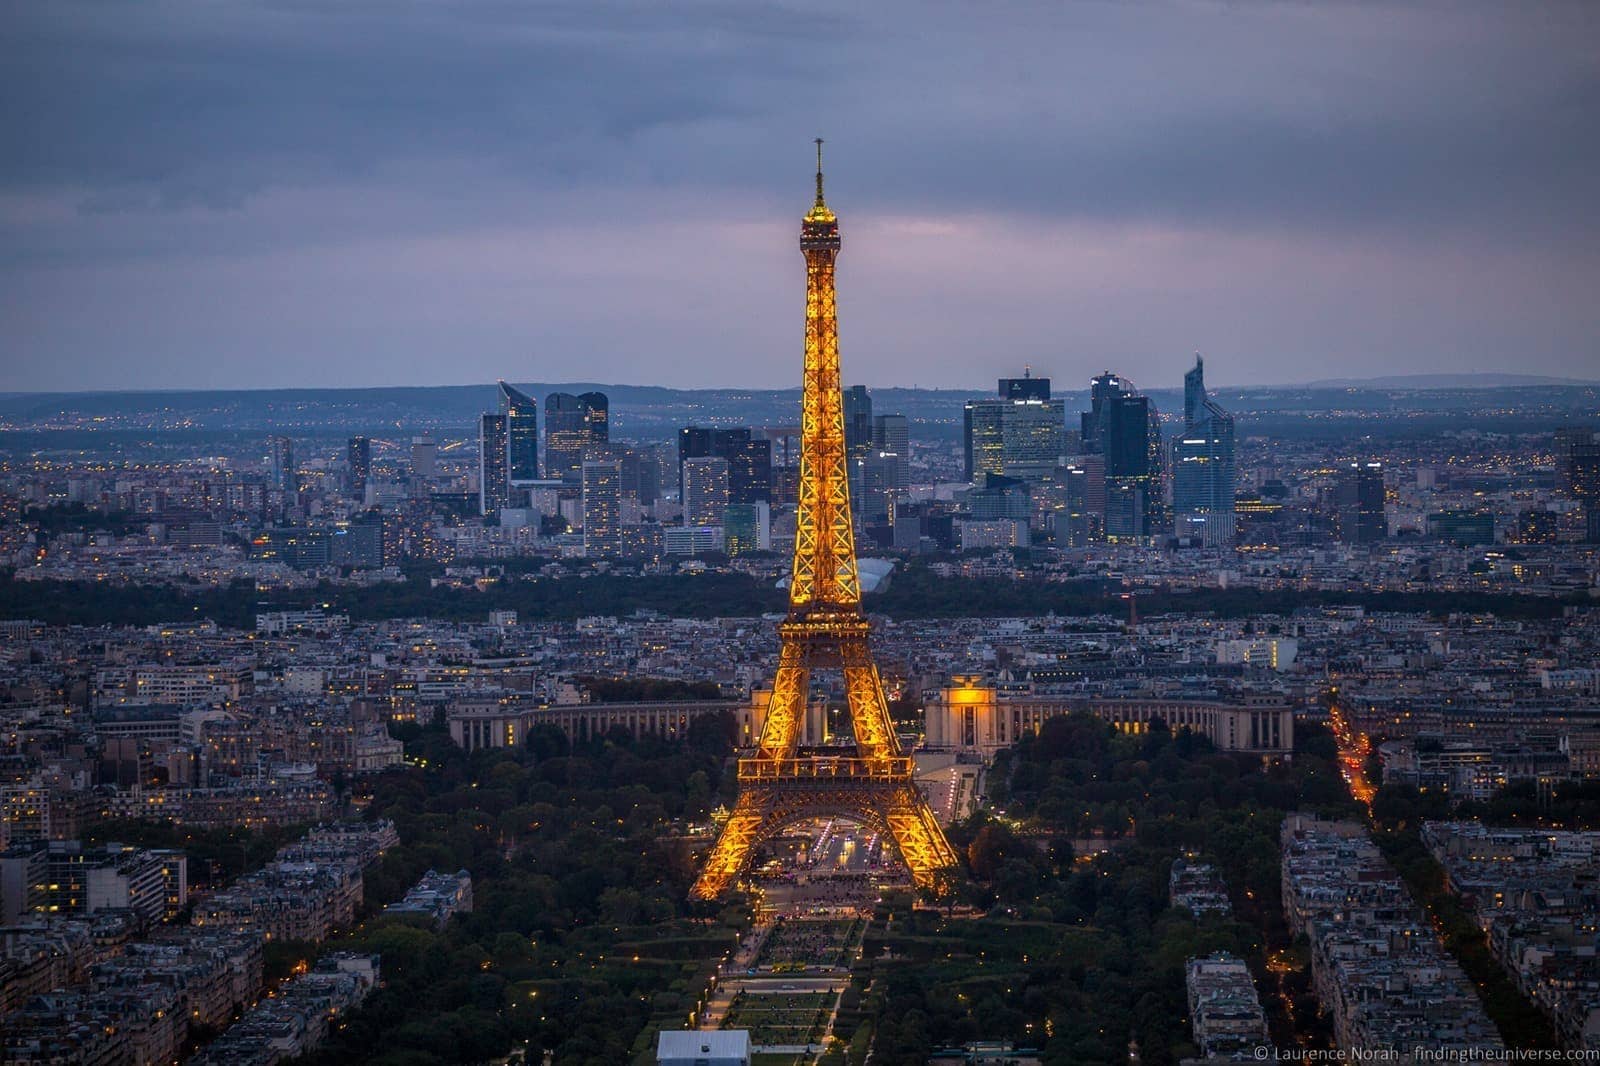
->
[269, 437, 297, 495]
[479, 414, 509, 515]
[545, 391, 609, 483]
[857, 413, 909, 521]
[582, 390, 609, 444]
[872, 414, 909, 486]
[1079, 372, 1160, 541]
[844, 385, 873, 462]
[499, 382, 540, 483]
[963, 372, 1064, 484]
[618, 446, 661, 505]
[844, 385, 874, 512]
[725, 501, 771, 556]
[1334, 461, 1387, 543]
[1557, 427, 1600, 500]
[726, 434, 772, 506]
[1556, 427, 1600, 543]
[1427, 509, 1493, 546]
[1172, 355, 1236, 546]
[1061, 461, 1103, 547]
[346, 436, 370, 499]
[969, 473, 1031, 521]
[678, 426, 771, 505]
[1000, 368, 1050, 401]
[331, 510, 397, 568]
[410, 437, 437, 481]
[677, 426, 715, 498]
[1081, 371, 1128, 454]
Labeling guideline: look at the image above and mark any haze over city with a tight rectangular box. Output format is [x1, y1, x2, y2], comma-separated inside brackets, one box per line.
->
[4, 0, 1598, 393]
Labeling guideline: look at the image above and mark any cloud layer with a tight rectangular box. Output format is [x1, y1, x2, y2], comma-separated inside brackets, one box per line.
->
[2, 0, 1597, 391]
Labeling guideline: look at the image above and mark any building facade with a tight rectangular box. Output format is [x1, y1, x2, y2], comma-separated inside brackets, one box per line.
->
[478, 413, 508, 515]
[1172, 355, 1236, 546]
[922, 677, 1293, 760]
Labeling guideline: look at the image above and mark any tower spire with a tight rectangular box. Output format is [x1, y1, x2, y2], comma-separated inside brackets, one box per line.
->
[814, 137, 825, 208]
[806, 138, 835, 224]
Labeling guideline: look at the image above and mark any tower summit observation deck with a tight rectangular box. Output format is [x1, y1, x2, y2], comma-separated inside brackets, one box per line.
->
[691, 143, 960, 900]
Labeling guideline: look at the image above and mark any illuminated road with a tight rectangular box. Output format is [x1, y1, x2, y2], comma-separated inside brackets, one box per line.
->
[1328, 701, 1375, 810]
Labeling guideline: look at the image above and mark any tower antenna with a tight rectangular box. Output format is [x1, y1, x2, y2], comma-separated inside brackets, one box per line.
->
[814, 137, 825, 208]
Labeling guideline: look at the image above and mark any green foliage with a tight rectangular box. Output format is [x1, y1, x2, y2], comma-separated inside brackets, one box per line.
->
[85, 819, 310, 889]
[871, 564, 1577, 621]
[858, 715, 1362, 1065]
[0, 572, 786, 628]
[1459, 779, 1600, 829]
[578, 676, 724, 703]
[1, 568, 1579, 629]
[293, 724, 747, 1066]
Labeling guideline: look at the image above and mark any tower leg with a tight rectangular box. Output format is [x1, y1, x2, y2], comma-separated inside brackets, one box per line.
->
[883, 785, 962, 892]
[757, 642, 811, 760]
[841, 659, 897, 761]
[690, 792, 770, 900]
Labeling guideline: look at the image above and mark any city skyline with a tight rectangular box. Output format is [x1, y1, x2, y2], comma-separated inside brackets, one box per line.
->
[5, 9, 1600, 1055]
[4, 1, 1598, 393]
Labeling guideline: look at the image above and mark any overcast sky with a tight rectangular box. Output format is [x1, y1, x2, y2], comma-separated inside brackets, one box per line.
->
[2, 0, 1597, 393]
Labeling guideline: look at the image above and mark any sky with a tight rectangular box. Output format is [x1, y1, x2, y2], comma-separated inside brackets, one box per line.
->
[1, 0, 1597, 394]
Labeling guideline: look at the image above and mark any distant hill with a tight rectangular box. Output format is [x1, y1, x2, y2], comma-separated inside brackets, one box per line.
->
[1301, 373, 1599, 389]
[1, 377, 1596, 449]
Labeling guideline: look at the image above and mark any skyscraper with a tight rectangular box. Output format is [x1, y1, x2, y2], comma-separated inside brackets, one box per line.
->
[725, 433, 772, 506]
[1556, 427, 1600, 500]
[857, 413, 909, 521]
[346, 436, 371, 500]
[678, 427, 772, 505]
[1555, 427, 1600, 543]
[1334, 461, 1387, 543]
[682, 456, 731, 528]
[1172, 355, 1236, 546]
[725, 501, 772, 556]
[1081, 371, 1128, 454]
[269, 437, 297, 495]
[677, 426, 714, 499]
[844, 385, 873, 462]
[479, 413, 508, 515]
[1080, 372, 1160, 541]
[544, 391, 608, 482]
[871, 414, 909, 492]
[963, 372, 1064, 484]
[410, 437, 437, 481]
[582, 459, 622, 558]
[499, 382, 540, 483]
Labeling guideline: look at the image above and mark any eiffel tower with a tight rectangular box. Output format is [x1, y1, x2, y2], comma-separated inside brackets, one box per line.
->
[690, 143, 960, 900]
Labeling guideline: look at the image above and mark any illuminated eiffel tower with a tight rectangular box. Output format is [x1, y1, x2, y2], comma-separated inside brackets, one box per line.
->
[691, 142, 960, 900]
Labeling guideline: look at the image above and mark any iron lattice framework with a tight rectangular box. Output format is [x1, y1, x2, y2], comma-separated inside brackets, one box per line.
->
[691, 143, 960, 900]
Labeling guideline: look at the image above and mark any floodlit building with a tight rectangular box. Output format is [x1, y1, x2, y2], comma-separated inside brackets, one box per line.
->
[923, 677, 1292, 760]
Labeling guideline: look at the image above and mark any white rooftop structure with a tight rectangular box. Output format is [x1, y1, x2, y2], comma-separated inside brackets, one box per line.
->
[656, 1030, 751, 1066]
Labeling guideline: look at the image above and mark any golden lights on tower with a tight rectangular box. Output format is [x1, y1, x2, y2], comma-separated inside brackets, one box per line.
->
[690, 143, 960, 901]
